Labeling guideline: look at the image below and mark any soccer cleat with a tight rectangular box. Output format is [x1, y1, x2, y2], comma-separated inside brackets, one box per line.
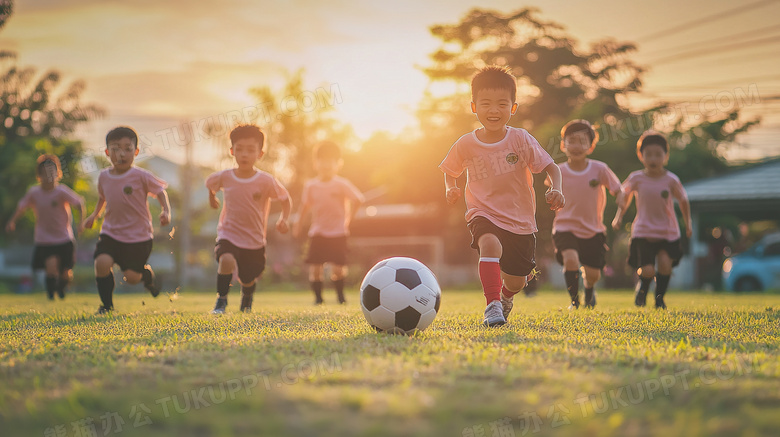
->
[522, 268, 540, 297]
[634, 288, 647, 307]
[96, 305, 112, 315]
[584, 290, 596, 308]
[142, 268, 160, 298]
[500, 292, 514, 320]
[211, 298, 227, 314]
[240, 296, 253, 313]
[314, 298, 324, 306]
[483, 300, 506, 327]
[568, 300, 580, 310]
[655, 294, 667, 310]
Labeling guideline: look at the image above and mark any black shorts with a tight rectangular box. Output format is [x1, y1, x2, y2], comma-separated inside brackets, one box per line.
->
[94, 234, 153, 273]
[305, 235, 348, 265]
[553, 232, 608, 269]
[32, 241, 75, 272]
[215, 239, 266, 284]
[628, 238, 683, 269]
[467, 216, 536, 277]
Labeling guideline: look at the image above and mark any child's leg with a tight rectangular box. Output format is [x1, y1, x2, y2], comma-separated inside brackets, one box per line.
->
[561, 249, 581, 307]
[501, 272, 527, 296]
[123, 269, 143, 284]
[58, 269, 73, 299]
[44, 255, 60, 300]
[477, 233, 503, 304]
[217, 253, 237, 299]
[635, 264, 655, 307]
[331, 264, 347, 304]
[95, 254, 115, 310]
[309, 264, 324, 304]
[581, 266, 601, 307]
[654, 250, 673, 309]
[240, 279, 256, 312]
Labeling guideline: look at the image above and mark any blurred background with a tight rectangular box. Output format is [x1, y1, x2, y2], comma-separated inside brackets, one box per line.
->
[1, 0, 778, 295]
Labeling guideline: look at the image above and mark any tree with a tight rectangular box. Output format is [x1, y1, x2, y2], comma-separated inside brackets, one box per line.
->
[0, 3, 105, 242]
[245, 70, 354, 199]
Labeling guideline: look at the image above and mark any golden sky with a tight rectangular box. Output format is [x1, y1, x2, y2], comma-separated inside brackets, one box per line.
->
[2, 0, 779, 164]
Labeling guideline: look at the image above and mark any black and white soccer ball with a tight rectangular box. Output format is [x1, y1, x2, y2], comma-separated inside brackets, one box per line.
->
[360, 257, 442, 335]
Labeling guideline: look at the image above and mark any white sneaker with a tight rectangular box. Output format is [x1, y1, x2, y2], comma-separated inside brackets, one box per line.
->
[483, 300, 506, 327]
[500, 292, 514, 320]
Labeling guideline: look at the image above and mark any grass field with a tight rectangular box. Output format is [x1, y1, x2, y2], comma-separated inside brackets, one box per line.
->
[1, 288, 779, 437]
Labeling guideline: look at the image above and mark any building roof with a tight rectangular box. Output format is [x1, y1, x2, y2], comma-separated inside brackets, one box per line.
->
[683, 158, 780, 217]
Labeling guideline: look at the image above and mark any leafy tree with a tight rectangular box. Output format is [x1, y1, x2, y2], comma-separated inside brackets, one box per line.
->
[247, 70, 354, 200]
[0, 3, 105, 243]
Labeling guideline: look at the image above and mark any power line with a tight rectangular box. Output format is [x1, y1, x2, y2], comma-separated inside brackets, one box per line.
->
[636, 0, 780, 43]
[649, 34, 780, 65]
[642, 23, 780, 57]
[648, 74, 780, 90]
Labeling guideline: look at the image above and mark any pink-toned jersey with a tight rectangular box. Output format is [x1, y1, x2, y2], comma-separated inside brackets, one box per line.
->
[622, 170, 687, 241]
[18, 184, 84, 245]
[206, 168, 290, 250]
[439, 127, 554, 234]
[98, 167, 167, 243]
[302, 176, 364, 237]
[553, 160, 622, 238]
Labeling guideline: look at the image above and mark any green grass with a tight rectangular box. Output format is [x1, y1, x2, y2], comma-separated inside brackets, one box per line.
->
[1, 289, 779, 437]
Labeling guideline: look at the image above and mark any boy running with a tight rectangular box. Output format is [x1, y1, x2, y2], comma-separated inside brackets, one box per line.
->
[84, 126, 171, 313]
[206, 124, 291, 314]
[439, 65, 565, 327]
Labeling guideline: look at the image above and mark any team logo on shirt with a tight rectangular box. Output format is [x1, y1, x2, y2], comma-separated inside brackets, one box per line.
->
[505, 153, 519, 165]
[589, 179, 599, 187]
[252, 192, 262, 200]
[661, 190, 669, 199]
[123, 186, 133, 195]
[50, 200, 58, 207]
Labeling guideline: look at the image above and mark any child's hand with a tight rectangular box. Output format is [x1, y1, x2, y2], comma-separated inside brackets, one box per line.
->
[5, 221, 15, 233]
[446, 187, 462, 205]
[209, 192, 220, 209]
[159, 210, 171, 226]
[84, 215, 96, 230]
[76, 220, 85, 236]
[545, 189, 565, 211]
[611, 216, 622, 231]
[686, 223, 693, 239]
[276, 218, 289, 234]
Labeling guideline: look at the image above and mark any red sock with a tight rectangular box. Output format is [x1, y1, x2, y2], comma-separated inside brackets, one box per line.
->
[478, 258, 502, 304]
[502, 285, 518, 298]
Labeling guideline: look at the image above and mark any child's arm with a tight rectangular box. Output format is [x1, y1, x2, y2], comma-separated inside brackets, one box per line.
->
[156, 189, 171, 226]
[4, 200, 30, 233]
[276, 196, 292, 234]
[674, 189, 693, 238]
[346, 196, 364, 231]
[542, 162, 565, 211]
[84, 196, 106, 229]
[292, 201, 310, 238]
[611, 190, 632, 231]
[444, 174, 461, 205]
[208, 190, 220, 209]
[74, 195, 87, 236]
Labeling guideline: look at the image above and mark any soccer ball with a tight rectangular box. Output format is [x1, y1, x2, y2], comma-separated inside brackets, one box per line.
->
[360, 257, 442, 335]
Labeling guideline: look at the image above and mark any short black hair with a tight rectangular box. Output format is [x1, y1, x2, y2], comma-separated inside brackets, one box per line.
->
[471, 65, 517, 103]
[229, 124, 265, 151]
[105, 126, 138, 149]
[637, 130, 668, 155]
[36, 154, 62, 180]
[561, 119, 599, 153]
[313, 141, 341, 161]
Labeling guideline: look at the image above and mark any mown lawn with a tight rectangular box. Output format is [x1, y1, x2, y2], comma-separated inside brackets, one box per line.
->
[1, 289, 779, 437]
